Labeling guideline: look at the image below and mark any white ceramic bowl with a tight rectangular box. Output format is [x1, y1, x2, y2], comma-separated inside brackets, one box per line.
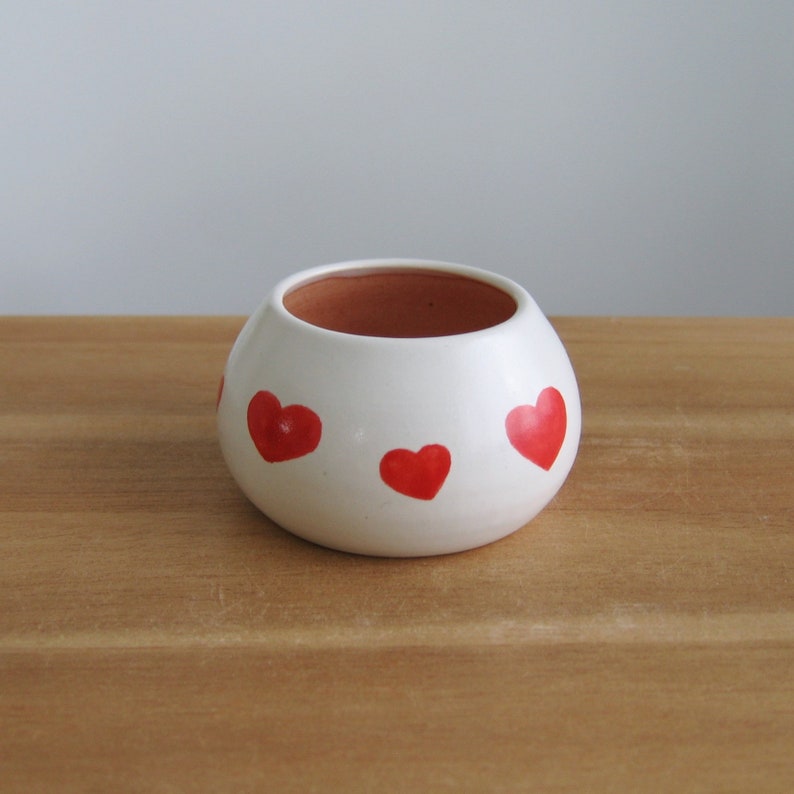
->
[217, 259, 580, 556]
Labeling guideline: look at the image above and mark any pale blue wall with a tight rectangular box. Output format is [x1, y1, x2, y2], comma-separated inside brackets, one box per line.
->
[3, 1, 792, 315]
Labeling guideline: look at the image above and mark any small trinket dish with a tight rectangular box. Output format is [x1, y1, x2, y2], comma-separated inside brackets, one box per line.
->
[217, 259, 580, 556]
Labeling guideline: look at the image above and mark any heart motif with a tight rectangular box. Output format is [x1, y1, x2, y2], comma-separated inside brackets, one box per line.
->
[380, 444, 451, 500]
[216, 375, 224, 411]
[505, 387, 567, 470]
[247, 390, 322, 463]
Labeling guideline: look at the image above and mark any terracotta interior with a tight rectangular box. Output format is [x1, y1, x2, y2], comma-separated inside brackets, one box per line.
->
[283, 269, 518, 337]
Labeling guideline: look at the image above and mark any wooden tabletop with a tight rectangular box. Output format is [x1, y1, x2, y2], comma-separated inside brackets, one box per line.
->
[1, 316, 792, 792]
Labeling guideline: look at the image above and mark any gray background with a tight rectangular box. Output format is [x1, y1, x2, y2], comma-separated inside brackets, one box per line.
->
[3, 1, 792, 316]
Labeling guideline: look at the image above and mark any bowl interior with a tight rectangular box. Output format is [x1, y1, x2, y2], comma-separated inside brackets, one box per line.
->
[283, 268, 517, 338]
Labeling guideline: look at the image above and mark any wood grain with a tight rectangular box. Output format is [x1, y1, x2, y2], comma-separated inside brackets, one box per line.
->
[1, 317, 792, 792]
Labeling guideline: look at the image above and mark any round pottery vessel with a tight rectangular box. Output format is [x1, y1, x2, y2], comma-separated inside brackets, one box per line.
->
[217, 259, 581, 557]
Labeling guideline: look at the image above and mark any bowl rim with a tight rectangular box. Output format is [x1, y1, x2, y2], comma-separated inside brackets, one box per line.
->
[270, 259, 535, 343]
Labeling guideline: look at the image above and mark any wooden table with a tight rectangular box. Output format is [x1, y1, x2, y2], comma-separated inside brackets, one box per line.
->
[1, 317, 792, 792]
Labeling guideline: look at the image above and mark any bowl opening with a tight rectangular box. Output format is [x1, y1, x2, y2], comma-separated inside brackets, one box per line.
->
[282, 268, 518, 338]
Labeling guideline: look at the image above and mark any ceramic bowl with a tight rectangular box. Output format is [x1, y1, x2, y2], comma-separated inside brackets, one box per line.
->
[217, 259, 580, 556]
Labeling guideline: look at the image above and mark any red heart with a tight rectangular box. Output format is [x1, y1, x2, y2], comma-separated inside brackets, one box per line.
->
[380, 444, 451, 500]
[505, 387, 567, 470]
[216, 375, 224, 411]
[247, 390, 322, 463]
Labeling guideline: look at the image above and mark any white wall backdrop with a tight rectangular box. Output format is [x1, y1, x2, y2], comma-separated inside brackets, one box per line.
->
[2, 1, 793, 315]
